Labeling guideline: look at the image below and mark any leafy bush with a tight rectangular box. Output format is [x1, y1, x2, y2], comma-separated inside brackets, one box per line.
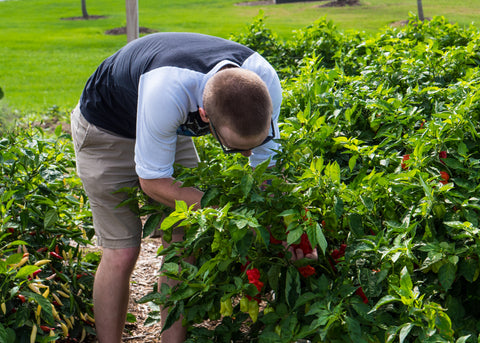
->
[139, 15, 480, 343]
[0, 124, 97, 342]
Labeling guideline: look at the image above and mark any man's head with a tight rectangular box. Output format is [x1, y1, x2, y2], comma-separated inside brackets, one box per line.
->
[201, 68, 273, 156]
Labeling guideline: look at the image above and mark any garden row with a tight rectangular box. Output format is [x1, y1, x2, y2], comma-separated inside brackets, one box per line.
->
[142, 14, 480, 343]
[0, 122, 98, 342]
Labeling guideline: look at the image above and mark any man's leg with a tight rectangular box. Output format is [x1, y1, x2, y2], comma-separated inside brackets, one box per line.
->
[158, 231, 193, 343]
[71, 105, 142, 342]
[93, 246, 141, 343]
[158, 135, 199, 342]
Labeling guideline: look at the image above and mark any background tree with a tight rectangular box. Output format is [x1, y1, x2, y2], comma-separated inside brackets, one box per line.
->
[81, 0, 89, 19]
[417, 0, 424, 20]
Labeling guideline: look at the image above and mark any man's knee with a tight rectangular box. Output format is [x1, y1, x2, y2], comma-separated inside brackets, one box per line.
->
[100, 247, 141, 274]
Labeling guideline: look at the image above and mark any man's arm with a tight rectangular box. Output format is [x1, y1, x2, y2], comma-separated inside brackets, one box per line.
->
[139, 177, 203, 210]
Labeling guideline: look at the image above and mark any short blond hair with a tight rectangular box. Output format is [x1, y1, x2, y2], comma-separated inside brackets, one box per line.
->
[203, 68, 272, 137]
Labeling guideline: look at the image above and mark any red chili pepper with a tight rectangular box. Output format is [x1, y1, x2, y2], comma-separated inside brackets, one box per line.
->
[298, 265, 316, 278]
[36, 247, 48, 253]
[355, 287, 369, 304]
[246, 268, 264, 293]
[269, 233, 283, 245]
[246, 268, 261, 283]
[18, 294, 26, 303]
[40, 325, 52, 332]
[440, 171, 450, 185]
[49, 251, 63, 260]
[401, 154, 410, 170]
[291, 233, 313, 255]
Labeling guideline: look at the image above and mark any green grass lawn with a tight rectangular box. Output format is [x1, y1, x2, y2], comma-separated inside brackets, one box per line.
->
[1, 0, 479, 113]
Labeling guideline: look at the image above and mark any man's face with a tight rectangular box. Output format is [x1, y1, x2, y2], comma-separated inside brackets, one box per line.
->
[198, 107, 273, 156]
[211, 121, 271, 157]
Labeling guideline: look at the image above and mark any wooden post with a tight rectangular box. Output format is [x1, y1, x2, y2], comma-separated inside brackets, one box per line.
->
[126, 0, 139, 43]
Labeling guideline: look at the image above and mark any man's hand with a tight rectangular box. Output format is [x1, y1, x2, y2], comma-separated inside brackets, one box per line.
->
[283, 241, 318, 261]
[139, 177, 203, 210]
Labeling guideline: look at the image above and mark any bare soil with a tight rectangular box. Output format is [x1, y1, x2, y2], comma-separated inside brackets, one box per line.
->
[123, 238, 164, 342]
[235, 0, 359, 6]
[61, 15, 108, 21]
[318, 0, 359, 7]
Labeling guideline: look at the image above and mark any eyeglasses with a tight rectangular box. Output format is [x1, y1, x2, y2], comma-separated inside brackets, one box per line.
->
[210, 119, 275, 154]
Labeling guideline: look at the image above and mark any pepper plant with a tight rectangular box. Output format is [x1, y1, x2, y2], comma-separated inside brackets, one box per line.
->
[138, 14, 480, 343]
[0, 122, 97, 342]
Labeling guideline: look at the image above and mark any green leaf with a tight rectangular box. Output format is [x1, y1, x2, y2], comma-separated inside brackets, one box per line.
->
[369, 295, 399, 313]
[438, 262, 456, 292]
[0, 323, 15, 343]
[6, 253, 22, 265]
[6, 240, 28, 248]
[54, 124, 63, 137]
[285, 266, 300, 307]
[175, 200, 188, 213]
[137, 291, 165, 304]
[235, 229, 253, 257]
[435, 311, 454, 337]
[458, 257, 478, 282]
[346, 316, 366, 343]
[15, 265, 40, 279]
[253, 158, 270, 177]
[143, 213, 163, 238]
[456, 335, 472, 343]
[324, 161, 341, 183]
[399, 323, 414, 343]
[349, 214, 364, 237]
[293, 292, 318, 310]
[267, 264, 281, 290]
[314, 223, 327, 255]
[44, 209, 58, 229]
[334, 196, 344, 218]
[0, 260, 7, 274]
[24, 291, 55, 325]
[161, 214, 183, 231]
[170, 285, 197, 301]
[201, 187, 220, 207]
[126, 313, 137, 323]
[161, 262, 179, 274]
[240, 174, 254, 197]
[348, 154, 358, 172]
[287, 228, 303, 245]
[162, 301, 183, 332]
[211, 230, 222, 252]
[399, 267, 413, 291]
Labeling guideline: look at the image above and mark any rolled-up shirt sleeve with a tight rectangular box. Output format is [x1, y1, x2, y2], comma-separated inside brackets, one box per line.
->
[135, 69, 187, 179]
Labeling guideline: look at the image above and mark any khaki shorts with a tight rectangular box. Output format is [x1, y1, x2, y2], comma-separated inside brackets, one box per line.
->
[71, 104, 199, 249]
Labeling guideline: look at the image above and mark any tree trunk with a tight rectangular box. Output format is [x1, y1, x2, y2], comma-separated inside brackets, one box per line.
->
[81, 0, 89, 19]
[126, 0, 139, 42]
[417, 0, 424, 21]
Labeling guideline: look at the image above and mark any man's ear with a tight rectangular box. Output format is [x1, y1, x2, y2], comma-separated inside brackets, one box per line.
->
[199, 108, 209, 123]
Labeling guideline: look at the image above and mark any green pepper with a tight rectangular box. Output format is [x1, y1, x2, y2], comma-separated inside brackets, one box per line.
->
[248, 299, 259, 323]
[240, 296, 249, 313]
[220, 298, 233, 317]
